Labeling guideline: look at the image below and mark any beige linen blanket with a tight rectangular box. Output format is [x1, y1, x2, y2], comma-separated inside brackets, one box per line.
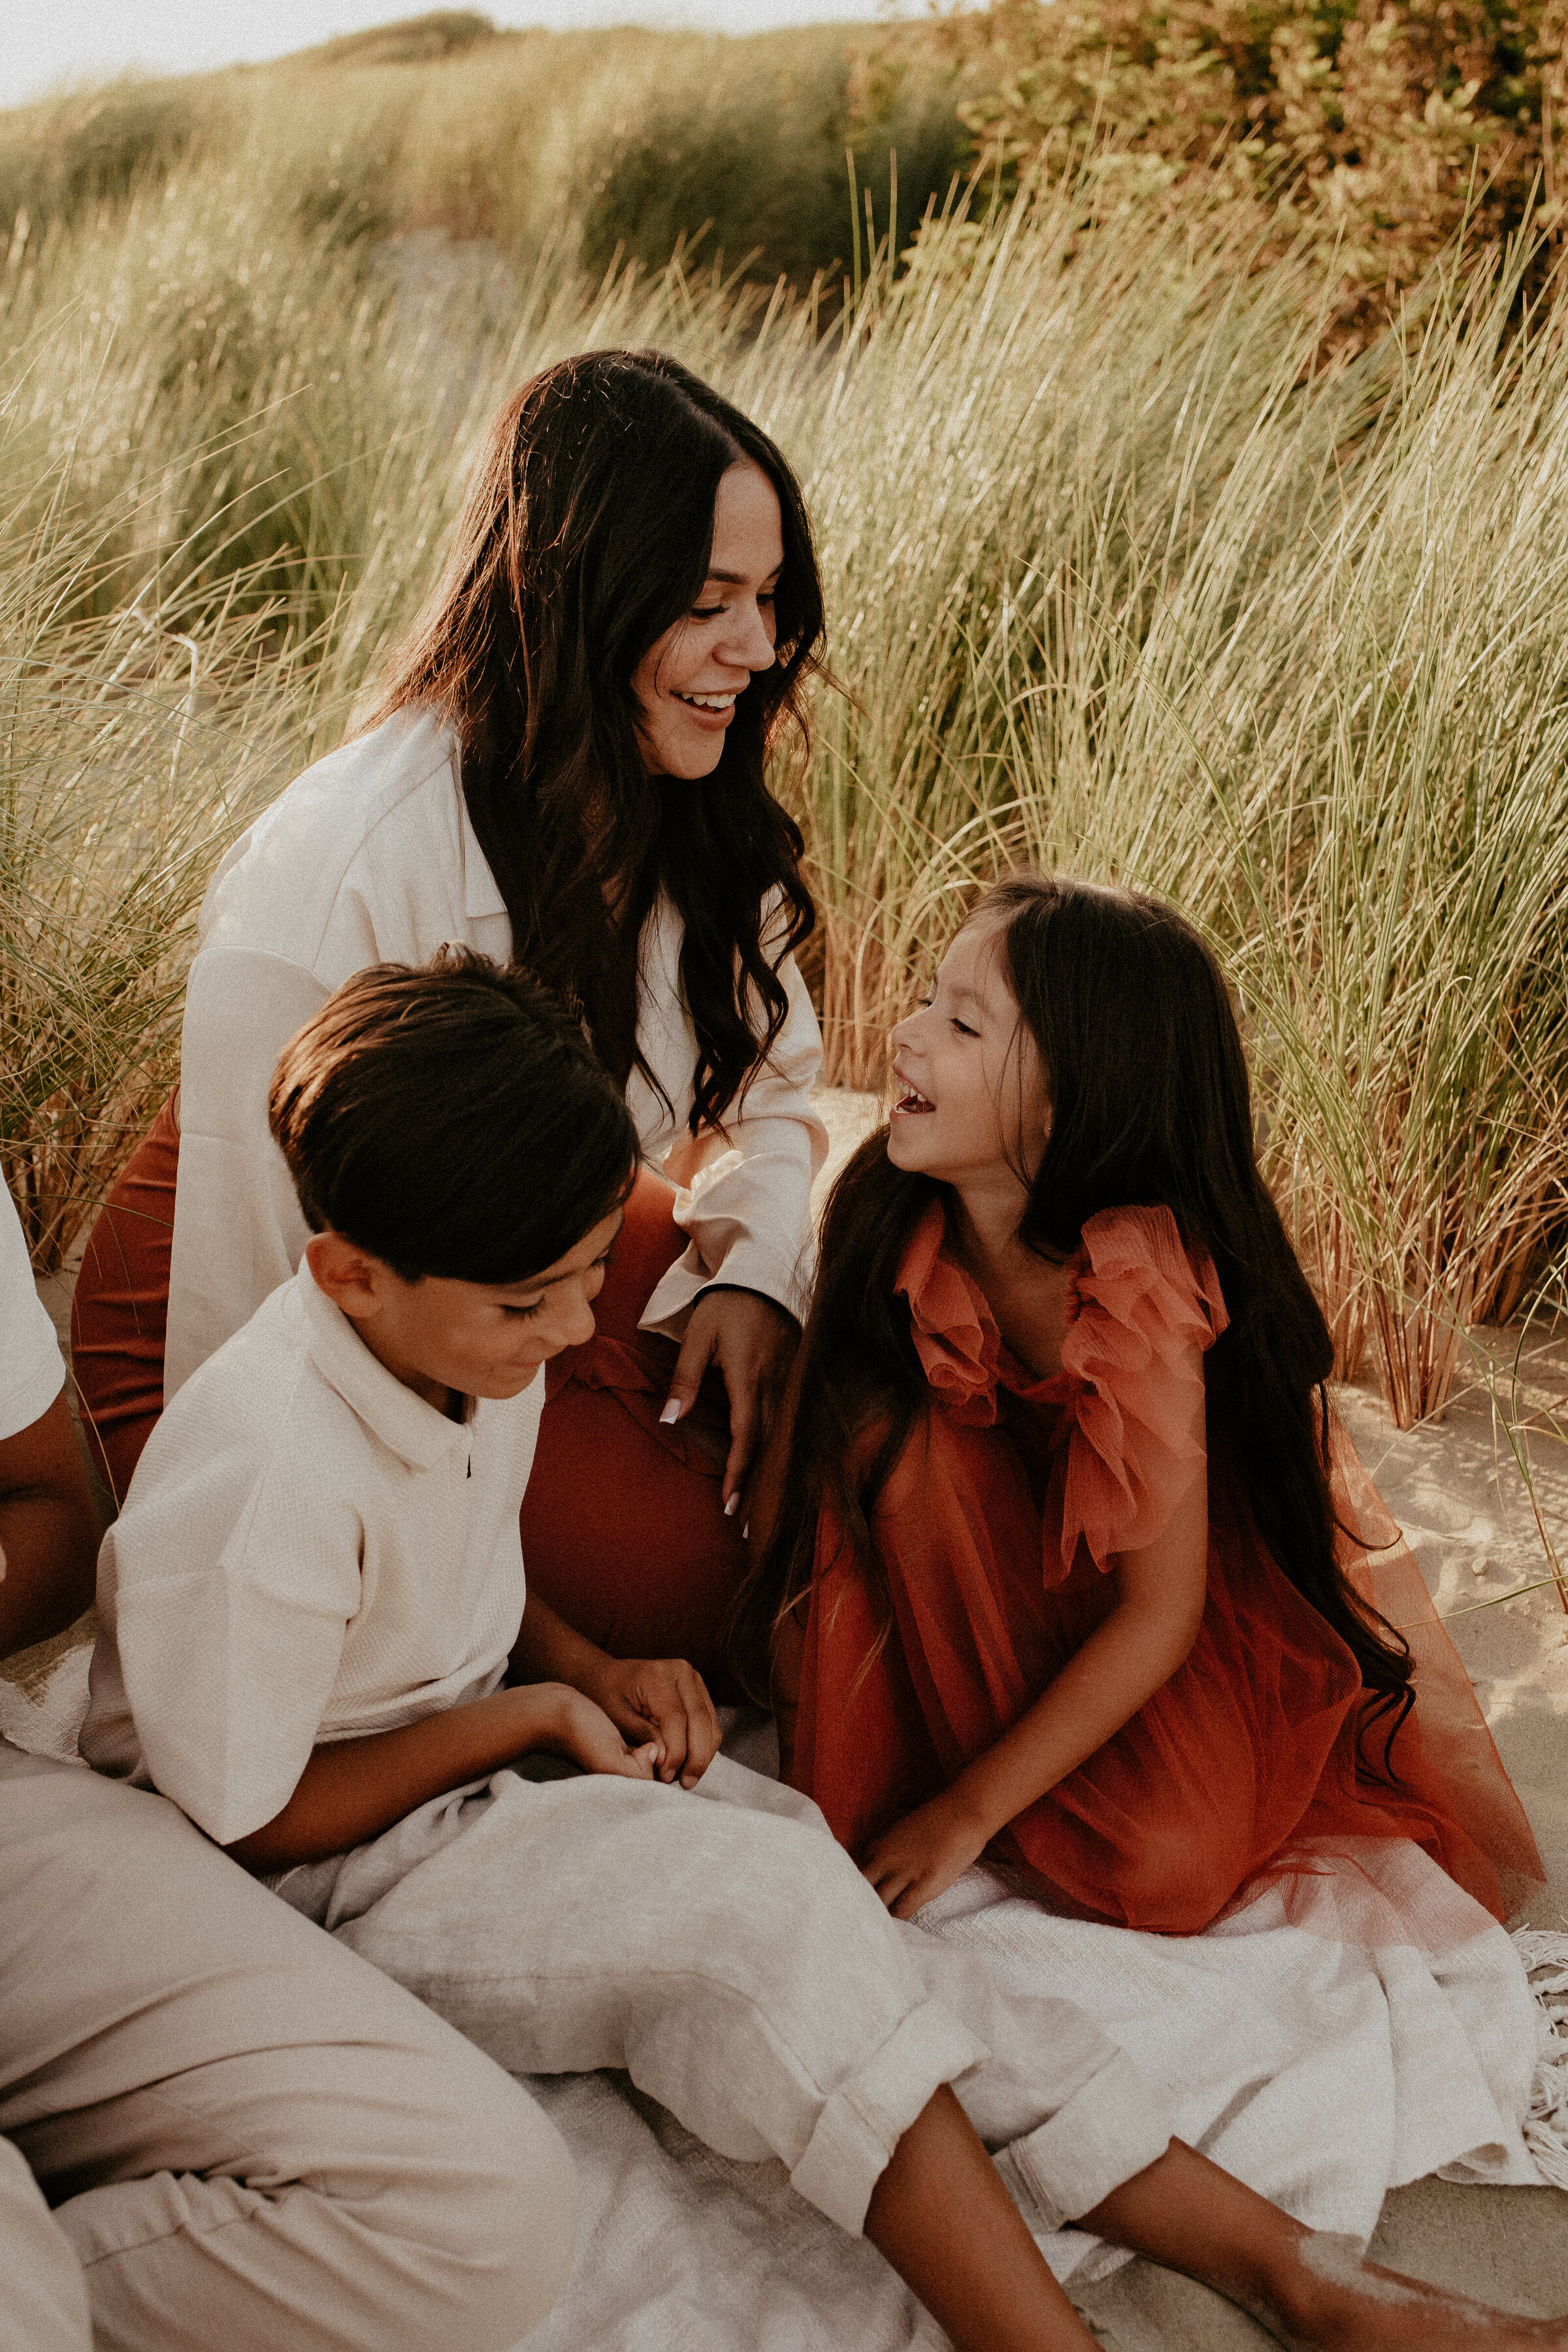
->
[4, 1647, 1563, 2352]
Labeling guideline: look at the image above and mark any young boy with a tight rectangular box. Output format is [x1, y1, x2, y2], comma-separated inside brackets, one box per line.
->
[81, 953, 1559, 2352]
[0, 1178, 574, 2352]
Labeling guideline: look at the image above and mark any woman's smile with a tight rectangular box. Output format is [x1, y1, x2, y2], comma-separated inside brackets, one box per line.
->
[669, 687, 740, 729]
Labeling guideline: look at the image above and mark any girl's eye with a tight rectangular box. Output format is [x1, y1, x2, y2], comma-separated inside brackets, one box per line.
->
[691, 602, 725, 620]
[951, 1019, 979, 1038]
[504, 1299, 546, 1320]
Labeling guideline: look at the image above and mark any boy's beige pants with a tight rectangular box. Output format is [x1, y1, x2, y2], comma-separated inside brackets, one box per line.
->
[0, 1742, 578, 2352]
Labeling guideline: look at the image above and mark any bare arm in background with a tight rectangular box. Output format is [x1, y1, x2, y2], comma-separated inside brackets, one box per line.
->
[0, 1392, 98, 1659]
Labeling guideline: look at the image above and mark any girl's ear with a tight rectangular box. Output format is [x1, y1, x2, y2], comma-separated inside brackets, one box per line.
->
[304, 1231, 391, 1321]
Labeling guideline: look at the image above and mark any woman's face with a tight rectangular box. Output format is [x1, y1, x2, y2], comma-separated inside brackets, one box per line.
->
[887, 916, 1051, 1193]
[632, 459, 782, 779]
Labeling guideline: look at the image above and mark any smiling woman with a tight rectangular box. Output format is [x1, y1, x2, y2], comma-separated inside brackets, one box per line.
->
[69, 348, 830, 1699]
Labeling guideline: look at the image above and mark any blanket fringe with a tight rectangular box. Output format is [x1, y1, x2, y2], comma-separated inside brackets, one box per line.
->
[1513, 1929, 1568, 2191]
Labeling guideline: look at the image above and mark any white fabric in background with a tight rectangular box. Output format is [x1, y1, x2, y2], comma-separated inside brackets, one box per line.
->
[1, 1184, 65, 1441]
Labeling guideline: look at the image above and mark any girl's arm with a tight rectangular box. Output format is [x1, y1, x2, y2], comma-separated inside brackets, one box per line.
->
[862, 1364, 1209, 1920]
[226, 1681, 657, 1872]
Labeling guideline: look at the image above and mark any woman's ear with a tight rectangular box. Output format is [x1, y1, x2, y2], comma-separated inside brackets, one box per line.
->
[304, 1231, 392, 1322]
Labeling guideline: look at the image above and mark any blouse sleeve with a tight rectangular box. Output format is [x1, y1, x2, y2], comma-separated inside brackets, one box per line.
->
[165, 716, 482, 1400]
[640, 920, 827, 1339]
[165, 945, 335, 1401]
[1053, 1205, 1228, 1576]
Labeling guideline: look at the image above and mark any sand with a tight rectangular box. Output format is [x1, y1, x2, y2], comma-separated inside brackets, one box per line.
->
[10, 1091, 1567, 2342]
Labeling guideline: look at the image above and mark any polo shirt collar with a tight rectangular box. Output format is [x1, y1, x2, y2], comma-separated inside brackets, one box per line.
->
[459, 793, 508, 923]
[295, 1266, 469, 1471]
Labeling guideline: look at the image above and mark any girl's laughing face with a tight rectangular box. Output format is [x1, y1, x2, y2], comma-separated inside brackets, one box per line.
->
[887, 916, 1051, 1195]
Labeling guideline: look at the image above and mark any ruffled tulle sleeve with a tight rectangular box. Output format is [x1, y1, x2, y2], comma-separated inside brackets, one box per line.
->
[894, 1201, 1000, 1429]
[1052, 1205, 1229, 1576]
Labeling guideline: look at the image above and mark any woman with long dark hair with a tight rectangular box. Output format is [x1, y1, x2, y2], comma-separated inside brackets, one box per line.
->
[749, 874, 1541, 1933]
[72, 348, 828, 1698]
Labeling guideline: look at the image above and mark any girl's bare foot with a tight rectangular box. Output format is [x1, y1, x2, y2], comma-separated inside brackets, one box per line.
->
[1252, 2230, 1568, 2351]
[1081, 2143, 1564, 2352]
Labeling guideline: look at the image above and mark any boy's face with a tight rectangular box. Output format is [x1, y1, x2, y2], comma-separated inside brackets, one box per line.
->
[306, 1204, 626, 1413]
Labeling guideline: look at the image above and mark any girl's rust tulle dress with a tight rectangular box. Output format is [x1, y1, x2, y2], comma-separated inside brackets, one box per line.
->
[789, 1200, 1543, 1935]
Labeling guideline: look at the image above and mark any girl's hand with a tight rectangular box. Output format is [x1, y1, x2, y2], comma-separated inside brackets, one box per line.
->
[861, 1792, 992, 1920]
[580, 1654, 721, 1788]
[662, 1286, 798, 1514]
[531, 1685, 659, 1782]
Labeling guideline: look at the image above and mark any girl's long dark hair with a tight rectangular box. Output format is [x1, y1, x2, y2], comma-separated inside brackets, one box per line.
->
[747, 874, 1414, 1759]
[366, 348, 820, 1130]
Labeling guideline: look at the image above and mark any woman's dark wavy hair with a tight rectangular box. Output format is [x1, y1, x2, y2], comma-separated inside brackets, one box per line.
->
[364, 347, 821, 1132]
[747, 873, 1414, 1765]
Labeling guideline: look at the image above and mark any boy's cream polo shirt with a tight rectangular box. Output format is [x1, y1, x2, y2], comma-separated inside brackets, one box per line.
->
[165, 706, 826, 1400]
[82, 1265, 540, 1848]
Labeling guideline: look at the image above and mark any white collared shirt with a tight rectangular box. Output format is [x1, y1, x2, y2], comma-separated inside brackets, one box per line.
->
[82, 1265, 540, 1846]
[164, 709, 826, 1400]
[0, 1186, 64, 1442]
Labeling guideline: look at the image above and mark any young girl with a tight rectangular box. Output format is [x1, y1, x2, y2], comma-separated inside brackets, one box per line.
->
[756, 874, 1542, 1935]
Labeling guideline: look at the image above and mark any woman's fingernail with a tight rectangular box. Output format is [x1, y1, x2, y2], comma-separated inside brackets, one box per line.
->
[659, 1398, 681, 1425]
[724, 1493, 739, 1517]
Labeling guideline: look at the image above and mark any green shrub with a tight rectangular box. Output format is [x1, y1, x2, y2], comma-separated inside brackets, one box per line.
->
[881, 0, 1568, 344]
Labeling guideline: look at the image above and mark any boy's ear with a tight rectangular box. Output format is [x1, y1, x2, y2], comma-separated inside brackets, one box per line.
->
[305, 1231, 391, 1321]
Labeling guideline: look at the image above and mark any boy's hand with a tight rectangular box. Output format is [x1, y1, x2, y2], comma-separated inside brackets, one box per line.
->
[536, 1686, 659, 1782]
[581, 1656, 721, 1789]
[860, 1791, 991, 1920]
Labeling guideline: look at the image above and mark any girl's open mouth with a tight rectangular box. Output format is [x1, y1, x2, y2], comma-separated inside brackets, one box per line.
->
[894, 1087, 935, 1115]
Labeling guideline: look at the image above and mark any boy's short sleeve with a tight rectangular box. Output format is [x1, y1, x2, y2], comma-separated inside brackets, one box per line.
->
[0, 1189, 65, 1442]
[86, 1409, 364, 1846]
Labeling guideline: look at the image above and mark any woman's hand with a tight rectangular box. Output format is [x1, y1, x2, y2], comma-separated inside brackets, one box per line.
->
[861, 1791, 992, 1921]
[578, 1654, 721, 1788]
[662, 1286, 798, 1514]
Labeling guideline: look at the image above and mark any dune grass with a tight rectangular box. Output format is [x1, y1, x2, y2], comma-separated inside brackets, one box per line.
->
[1, 71, 1566, 1426]
[0, 19, 971, 295]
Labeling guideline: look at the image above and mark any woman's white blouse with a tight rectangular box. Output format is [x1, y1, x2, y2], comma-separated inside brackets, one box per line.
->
[165, 710, 826, 1400]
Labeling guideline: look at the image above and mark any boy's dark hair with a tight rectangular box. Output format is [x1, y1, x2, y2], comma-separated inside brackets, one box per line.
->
[269, 947, 639, 1284]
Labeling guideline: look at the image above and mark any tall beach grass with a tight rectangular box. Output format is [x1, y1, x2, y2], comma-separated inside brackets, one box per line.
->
[2, 104, 1565, 1435]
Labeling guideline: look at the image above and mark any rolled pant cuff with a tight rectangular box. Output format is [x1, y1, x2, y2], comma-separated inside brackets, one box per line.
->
[789, 1996, 988, 2237]
[999, 2046, 1173, 2233]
